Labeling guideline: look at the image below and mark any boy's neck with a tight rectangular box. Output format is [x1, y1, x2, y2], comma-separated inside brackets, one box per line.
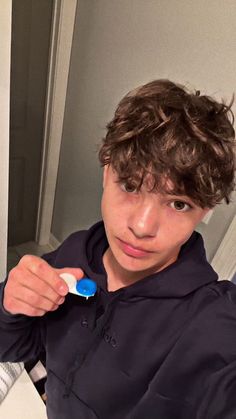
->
[103, 248, 139, 291]
[103, 247, 178, 292]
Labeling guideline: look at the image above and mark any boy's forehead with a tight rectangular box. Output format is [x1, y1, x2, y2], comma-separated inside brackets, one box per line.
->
[141, 176, 196, 203]
[144, 174, 184, 197]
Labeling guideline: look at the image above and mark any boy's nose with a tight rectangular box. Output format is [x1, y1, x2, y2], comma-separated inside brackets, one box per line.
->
[128, 202, 158, 239]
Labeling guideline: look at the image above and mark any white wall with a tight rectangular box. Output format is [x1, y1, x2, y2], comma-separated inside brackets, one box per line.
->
[52, 0, 236, 260]
[0, 1, 12, 280]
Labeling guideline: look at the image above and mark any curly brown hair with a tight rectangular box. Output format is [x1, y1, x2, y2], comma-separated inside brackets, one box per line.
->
[99, 79, 235, 208]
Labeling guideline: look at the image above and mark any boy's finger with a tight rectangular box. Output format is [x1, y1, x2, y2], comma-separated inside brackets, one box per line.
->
[3, 295, 47, 317]
[17, 255, 84, 296]
[17, 257, 69, 296]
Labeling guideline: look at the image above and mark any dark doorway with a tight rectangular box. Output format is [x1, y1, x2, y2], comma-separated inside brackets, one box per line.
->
[8, 0, 53, 246]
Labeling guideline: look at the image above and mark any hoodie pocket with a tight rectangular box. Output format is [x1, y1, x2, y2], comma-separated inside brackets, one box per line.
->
[129, 389, 194, 419]
[46, 369, 99, 419]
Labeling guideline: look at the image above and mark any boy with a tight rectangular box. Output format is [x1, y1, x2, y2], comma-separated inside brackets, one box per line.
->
[1, 79, 236, 419]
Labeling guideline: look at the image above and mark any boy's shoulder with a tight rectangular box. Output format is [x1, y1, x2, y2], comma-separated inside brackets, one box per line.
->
[208, 278, 236, 300]
[186, 279, 236, 348]
[191, 278, 236, 318]
[204, 279, 236, 311]
[42, 221, 105, 269]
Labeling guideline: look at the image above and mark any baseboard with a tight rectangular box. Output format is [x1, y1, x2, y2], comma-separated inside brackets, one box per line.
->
[49, 233, 61, 250]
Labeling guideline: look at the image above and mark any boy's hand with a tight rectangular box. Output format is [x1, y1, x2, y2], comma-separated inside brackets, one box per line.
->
[3, 255, 84, 317]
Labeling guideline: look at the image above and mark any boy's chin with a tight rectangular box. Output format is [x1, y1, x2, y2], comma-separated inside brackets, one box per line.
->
[116, 254, 159, 276]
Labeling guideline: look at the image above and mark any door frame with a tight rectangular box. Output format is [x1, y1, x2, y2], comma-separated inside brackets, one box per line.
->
[0, 0, 12, 279]
[36, 0, 77, 246]
[211, 214, 236, 281]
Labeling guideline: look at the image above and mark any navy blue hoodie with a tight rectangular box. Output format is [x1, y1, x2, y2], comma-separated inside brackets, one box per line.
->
[1, 221, 236, 419]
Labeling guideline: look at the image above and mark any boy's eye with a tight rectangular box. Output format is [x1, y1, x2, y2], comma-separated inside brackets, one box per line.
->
[120, 182, 138, 193]
[170, 200, 191, 212]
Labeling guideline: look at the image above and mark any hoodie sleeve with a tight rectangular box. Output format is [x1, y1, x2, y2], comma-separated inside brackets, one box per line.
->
[0, 248, 60, 363]
[0, 282, 46, 363]
[196, 360, 236, 419]
[195, 283, 236, 419]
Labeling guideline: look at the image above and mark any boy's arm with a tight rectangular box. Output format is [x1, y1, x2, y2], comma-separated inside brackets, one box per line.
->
[196, 360, 236, 419]
[0, 254, 83, 362]
[128, 365, 236, 419]
[0, 283, 46, 362]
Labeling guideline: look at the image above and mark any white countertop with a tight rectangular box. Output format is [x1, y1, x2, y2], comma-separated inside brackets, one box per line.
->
[0, 369, 47, 419]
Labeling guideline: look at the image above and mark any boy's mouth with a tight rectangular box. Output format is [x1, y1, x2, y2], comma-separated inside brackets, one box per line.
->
[117, 238, 153, 258]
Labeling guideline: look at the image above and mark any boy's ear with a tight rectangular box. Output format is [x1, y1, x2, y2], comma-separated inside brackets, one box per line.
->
[102, 165, 109, 188]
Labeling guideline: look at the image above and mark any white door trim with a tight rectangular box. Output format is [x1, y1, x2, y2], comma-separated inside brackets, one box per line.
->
[36, 0, 77, 246]
[211, 214, 236, 281]
[0, 0, 12, 280]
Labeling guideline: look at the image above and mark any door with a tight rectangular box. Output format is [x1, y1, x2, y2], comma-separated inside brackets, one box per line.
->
[8, 0, 53, 246]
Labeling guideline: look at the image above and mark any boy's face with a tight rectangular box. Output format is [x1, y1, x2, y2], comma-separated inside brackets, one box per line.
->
[101, 165, 210, 279]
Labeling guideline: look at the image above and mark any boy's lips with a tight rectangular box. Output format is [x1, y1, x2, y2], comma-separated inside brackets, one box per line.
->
[117, 238, 153, 258]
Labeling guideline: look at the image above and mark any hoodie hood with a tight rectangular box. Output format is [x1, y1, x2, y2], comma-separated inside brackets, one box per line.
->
[78, 221, 218, 299]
